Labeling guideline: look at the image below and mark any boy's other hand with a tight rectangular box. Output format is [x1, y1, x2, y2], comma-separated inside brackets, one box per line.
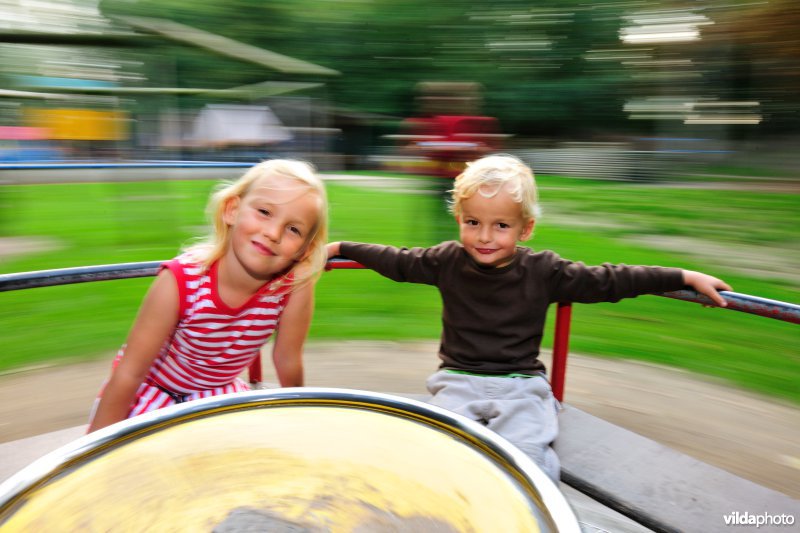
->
[682, 270, 732, 307]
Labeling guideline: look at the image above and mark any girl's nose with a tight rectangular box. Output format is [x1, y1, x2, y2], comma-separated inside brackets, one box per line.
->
[263, 221, 281, 243]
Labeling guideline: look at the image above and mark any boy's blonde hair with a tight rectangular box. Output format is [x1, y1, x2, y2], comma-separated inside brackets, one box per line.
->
[184, 159, 328, 289]
[450, 154, 540, 225]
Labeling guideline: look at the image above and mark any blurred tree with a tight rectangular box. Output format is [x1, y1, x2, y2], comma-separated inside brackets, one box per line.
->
[703, 0, 800, 133]
[98, 0, 635, 135]
[97, 0, 799, 139]
[99, 0, 298, 90]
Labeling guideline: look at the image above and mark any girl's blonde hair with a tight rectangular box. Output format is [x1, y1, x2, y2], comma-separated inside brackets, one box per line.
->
[184, 159, 328, 289]
[450, 154, 540, 226]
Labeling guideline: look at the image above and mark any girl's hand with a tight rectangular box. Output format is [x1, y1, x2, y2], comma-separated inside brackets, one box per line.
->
[682, 270, 732, 307]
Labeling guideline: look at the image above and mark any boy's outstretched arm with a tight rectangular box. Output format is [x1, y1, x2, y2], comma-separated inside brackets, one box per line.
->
[326, 240, 440, 284]
[682, 270, 732, 307]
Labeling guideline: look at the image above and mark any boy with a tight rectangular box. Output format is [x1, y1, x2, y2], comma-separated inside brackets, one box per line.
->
[326, 154, 731, 481]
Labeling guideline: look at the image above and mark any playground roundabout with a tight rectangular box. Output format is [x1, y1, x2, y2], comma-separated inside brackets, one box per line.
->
[1, 340, 798, 501]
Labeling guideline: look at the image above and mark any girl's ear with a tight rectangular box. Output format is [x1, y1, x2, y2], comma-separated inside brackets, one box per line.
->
[520, 218, 535, 240]
[222, 197, 240, 226]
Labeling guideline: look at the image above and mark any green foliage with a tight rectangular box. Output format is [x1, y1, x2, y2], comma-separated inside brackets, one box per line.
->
[97, 0, 636, 133]
[86, 1, 798, 135]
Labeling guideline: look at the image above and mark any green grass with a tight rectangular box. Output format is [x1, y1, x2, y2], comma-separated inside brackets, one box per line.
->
[1, 175, 798, 404]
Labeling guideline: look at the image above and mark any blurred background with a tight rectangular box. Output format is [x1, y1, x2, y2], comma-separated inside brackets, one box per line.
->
[0, 0, 798, 499]
[0, 0, 797, 175]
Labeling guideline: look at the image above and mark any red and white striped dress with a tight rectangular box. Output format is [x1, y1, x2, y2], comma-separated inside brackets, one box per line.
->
[97, 254, 292, 420]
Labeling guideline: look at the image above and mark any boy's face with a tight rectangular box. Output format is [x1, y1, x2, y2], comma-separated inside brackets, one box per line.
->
[457, 187, 534, 268]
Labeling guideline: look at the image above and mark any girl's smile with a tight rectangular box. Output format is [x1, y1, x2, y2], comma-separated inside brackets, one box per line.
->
[251, 240, 276, 256]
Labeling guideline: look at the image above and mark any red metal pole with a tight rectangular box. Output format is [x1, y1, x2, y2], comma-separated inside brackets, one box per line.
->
[550, 302, 572, 402]
[247, 357, 262, 384]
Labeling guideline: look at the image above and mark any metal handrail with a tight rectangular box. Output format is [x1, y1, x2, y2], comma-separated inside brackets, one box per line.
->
[0, 261, 164, 291]
[2, 260, 798, 400]
[0, 162, 253, 170]
[662, 289, 800, 324]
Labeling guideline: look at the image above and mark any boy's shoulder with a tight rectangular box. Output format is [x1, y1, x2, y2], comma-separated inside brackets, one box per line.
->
[513, 247, 575, 274]
[516, 246, 562, 263]
[431, 240, 463, 253]
[428, 240, 471, 263]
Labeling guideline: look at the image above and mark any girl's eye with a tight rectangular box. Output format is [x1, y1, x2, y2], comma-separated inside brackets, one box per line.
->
[288, 226, 302, 236]
[258, 208, 270, 216]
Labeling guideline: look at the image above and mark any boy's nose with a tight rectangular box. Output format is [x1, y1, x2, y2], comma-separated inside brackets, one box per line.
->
[478, 227, 491, 243]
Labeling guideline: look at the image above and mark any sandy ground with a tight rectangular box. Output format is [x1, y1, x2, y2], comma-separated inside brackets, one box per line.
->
[1, 340, 798, 500]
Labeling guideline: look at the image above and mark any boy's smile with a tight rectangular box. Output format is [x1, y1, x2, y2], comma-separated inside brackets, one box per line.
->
[475, 247, 499, 254]
[458, 186, 534, 268]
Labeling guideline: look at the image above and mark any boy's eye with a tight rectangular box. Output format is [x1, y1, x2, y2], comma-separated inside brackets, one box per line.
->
[465, 219, 478, 226]
[498, 222, 510, 229]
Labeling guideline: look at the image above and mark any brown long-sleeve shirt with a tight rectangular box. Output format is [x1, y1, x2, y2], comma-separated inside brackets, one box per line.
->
[339, 241, 684, 375]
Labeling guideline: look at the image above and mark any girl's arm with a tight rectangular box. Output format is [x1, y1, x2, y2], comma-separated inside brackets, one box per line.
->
[271, 281, 314, 387]
[88, 270, 180, 432]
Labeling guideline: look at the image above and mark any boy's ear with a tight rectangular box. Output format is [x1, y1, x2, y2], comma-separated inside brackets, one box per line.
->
[222, 197, 240, 226]
[520, 218, 535, 240]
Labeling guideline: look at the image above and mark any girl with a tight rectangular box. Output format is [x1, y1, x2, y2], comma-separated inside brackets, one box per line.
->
[88, 159, 328, 432]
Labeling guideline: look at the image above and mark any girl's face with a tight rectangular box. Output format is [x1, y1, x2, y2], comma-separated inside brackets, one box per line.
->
[224, 174, 321, 281]
[457, 186, 534, 268]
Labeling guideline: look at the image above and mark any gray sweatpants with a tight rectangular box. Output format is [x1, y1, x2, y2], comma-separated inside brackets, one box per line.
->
[426, 370, 560, 482]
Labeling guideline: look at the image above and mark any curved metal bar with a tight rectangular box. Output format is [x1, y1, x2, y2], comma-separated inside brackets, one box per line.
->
[661, 289, 800, 325]
[3, 261, 797, 326]
[0, 388, 581, 532]
[0, 258, 363, 292]
[0, 161, 253, 170]
[326, 257, 364, 270]
[0, 261, 164, 292]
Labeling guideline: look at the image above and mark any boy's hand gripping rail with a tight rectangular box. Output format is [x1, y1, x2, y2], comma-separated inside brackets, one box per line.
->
[2, 260, 798, 399]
